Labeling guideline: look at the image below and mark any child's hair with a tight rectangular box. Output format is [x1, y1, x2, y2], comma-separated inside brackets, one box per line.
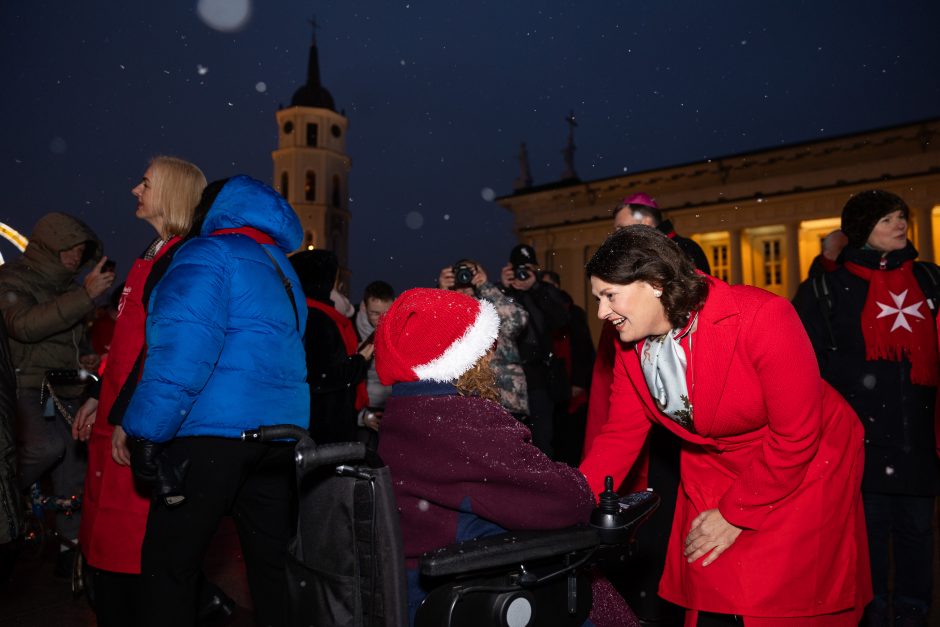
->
[454, 351, 500, 403]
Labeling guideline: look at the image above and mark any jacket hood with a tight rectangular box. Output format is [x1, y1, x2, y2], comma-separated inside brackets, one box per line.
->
[200, 175, 302, 253]
[24, 212, 102, 278]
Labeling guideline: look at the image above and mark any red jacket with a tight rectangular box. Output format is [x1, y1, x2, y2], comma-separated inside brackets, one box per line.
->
[580, 278, 871, 620]
[583, 321, 648, 492]
[80, 238, 179, 573]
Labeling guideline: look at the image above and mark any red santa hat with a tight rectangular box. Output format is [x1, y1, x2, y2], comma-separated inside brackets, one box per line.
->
[375, 288, 500, 386]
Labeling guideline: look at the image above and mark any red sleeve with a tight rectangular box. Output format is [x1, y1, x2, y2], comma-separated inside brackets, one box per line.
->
[579, 345, 652, 497]
[582, 322, 618, 456]
[717, 297, 823, 530]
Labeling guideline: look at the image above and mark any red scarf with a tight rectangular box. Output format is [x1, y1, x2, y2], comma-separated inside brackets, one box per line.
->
[844, 259, 939, 385]
[306, 298, 370, 410]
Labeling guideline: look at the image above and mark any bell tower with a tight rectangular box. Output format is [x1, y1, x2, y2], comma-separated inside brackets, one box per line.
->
[272, 21, 351, 270]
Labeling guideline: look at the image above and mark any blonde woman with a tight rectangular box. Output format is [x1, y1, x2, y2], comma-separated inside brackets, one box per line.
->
[72, 156, 205, 626]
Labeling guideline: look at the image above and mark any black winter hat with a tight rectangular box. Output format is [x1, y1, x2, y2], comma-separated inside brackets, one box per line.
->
[510, 244, 538, 266]
[840, 189, 909, 249]
[289, 249, 338, 303]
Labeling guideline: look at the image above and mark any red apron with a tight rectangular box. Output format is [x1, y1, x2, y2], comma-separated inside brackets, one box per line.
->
[79, 237, 179, 573]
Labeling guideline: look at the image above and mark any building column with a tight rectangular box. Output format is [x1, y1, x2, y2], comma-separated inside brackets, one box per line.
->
[729, 229, 743, 285]
[785, 221, 801, 296]
[915, 205, 934, 262]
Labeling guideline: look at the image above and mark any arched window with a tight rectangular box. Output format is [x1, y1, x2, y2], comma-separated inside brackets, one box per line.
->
[331, 175, 342, 208]
[280, 172, 289, 198]
[305, 171, 316, 201]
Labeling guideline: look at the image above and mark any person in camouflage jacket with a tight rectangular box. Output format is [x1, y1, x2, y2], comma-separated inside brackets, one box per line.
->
[438, 260, 529, 417]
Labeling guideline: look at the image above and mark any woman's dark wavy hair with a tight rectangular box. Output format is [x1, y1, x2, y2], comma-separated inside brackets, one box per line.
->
[585, 225, 708, 328]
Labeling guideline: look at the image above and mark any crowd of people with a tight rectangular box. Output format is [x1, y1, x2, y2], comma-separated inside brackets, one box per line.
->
[0, 155, 935, 627]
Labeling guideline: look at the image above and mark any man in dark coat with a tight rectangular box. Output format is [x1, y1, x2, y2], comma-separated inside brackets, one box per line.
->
[291, 250, 372, 444]
[613, 192, 711, 274]
[499, 244, 571, 458]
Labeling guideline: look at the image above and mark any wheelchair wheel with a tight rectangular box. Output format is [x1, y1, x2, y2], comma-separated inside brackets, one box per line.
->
[72, 549, 89, 600]
[19, 513, 46, 560]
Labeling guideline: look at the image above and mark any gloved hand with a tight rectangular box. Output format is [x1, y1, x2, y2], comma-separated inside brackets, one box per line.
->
[129, 437, 164, 484]
[129, 437, 190, 507]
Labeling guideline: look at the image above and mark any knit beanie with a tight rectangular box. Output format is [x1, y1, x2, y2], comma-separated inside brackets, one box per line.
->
[841, 189, 909, 249]
[375, 288, 500, 386]
[289, 249, 337, 302]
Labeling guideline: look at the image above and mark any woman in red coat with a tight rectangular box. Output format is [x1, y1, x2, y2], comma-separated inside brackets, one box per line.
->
[579, 226, 871, 626]
[71, 156, 206, 626]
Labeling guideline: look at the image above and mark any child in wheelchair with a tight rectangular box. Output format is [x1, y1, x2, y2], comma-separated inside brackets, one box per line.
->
[374, 288, 638, 627]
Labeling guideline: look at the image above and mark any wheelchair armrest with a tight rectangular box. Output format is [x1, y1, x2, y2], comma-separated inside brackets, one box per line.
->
[419, 525, 599, 578]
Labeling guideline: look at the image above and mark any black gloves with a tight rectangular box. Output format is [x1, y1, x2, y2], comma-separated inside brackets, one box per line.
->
[128, 437, 190, 507]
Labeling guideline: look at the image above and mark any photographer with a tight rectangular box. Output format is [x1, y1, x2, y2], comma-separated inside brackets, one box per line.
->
[438, 259, 529, 418]
[0, 212, 113, 576]
[499, 244, 571, 457]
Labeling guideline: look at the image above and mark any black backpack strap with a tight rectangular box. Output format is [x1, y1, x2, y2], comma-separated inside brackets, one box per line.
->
[810, 273, 838, 351]
[260, 246, 300, 332]
[913, 261, 940, 315]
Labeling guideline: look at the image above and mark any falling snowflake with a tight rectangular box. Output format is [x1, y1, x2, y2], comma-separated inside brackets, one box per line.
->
[196, 64, 209, 76]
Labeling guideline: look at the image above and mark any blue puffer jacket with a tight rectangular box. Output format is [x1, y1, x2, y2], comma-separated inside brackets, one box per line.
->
[122, 176, 309, 442]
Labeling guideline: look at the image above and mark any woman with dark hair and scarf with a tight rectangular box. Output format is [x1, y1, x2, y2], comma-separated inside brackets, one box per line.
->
[581, 226, 871, 626]
[793, 189, 940, 627]
[290, 249, 372, 444]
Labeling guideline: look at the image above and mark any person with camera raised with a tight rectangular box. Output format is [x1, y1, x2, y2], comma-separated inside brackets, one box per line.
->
[0, 211, 114, 576]
[499, 244, 571, 457]
[439, 259, 529, 419]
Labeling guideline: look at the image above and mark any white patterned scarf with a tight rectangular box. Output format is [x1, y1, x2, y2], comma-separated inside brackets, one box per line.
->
[638, 313, 698, 432]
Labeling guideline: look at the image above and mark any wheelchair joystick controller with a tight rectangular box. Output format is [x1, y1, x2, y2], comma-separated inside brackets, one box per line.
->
[590, 475, 661, 548]
[590, 475, 630, 545]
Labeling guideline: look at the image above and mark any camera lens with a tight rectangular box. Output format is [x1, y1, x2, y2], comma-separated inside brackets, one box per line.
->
[513, 265, 530, 281]
[453, 264, 474, 287]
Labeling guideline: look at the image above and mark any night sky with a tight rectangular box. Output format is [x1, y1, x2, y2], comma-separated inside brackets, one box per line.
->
[2, 1, 939, 299]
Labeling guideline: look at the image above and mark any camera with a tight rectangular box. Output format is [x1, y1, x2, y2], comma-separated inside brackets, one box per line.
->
[513, 264, 531, 281]
[453, 264, 475, 288]
[101, 259, 116, 273]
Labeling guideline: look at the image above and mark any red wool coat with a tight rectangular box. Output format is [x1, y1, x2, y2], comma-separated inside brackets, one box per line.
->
[80, 238, 179, 573]
[580, 278, 871, 622]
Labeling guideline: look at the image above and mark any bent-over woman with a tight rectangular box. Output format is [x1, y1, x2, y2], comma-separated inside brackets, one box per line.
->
[580, 226, 871, 626]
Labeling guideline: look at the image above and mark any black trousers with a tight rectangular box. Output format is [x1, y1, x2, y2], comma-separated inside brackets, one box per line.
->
[139, 437, 295, 627]
[87, 565, 139, 627]
[862, 492, 935, 615]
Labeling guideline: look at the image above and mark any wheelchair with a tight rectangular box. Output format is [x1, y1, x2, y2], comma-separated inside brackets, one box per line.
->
[243, 425, 659, 627]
